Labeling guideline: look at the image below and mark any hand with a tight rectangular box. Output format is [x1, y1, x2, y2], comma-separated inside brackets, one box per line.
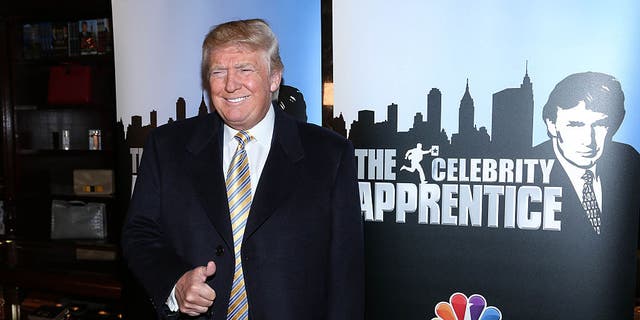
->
[175, 261, 217, 316]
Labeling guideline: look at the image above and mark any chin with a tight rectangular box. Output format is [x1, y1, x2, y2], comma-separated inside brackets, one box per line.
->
[572, 159, 596, 169]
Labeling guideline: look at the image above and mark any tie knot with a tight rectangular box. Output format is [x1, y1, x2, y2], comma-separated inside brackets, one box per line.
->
[234, 130, 252, 148]
[582, 169, 594, 183]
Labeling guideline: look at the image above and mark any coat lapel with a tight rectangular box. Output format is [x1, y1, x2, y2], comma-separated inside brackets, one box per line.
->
[187, 113, 234, 249]
[244, 109, 304, 239]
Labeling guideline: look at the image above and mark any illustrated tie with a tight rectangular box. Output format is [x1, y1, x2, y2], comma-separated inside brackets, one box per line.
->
[581, 170, 601, 235]
[226, 130, 252, 319]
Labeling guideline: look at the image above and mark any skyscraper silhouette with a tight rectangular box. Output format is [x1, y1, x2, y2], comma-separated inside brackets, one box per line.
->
[387, 103, 398, 134]
[176, 97, 186, 121]
[198, 93, 209, 116]
[427, 88, 442, 137]
[491, 64, 534, 156]
[458, 79, 475, 136]
[451, 79, 490, 155]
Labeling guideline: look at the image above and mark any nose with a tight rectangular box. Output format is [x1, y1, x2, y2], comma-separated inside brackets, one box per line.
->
[225, 70, 241, 92]
[586, 126, 597, 146]
[577, 125, 597, 150]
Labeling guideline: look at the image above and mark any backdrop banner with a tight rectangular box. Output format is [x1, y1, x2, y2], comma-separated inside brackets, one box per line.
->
[329, 1, 640, 319]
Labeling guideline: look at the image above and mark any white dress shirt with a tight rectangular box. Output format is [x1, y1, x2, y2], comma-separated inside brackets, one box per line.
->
[222, 105, 274, 193]
[167, 105, 275, 311]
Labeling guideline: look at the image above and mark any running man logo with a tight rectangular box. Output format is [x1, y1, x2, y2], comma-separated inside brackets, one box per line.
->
[400, 144, 439, 183]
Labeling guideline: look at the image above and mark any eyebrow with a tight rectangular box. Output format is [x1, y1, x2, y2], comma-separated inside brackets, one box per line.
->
[234, 63, 255, 69]
[211, 62, 255, 69]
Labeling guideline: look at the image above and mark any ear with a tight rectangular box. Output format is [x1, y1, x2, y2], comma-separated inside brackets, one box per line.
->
[270, 70, 282, 92]
[544, 118, 558, 138]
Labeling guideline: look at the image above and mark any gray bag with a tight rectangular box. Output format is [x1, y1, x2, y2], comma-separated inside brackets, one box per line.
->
[51, 200, 107, 239]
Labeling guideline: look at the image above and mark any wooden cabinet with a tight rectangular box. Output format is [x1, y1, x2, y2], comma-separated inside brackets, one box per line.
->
[0, 1, 134, 319]
[0, 239, 122, 319]
[3, 1, 121, 242]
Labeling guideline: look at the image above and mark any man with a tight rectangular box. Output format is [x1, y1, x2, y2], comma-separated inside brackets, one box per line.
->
[530, 71, 639, 318]
[122, 19, 364, 320]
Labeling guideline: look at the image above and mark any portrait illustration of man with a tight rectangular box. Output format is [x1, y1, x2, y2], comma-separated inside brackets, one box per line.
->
[534, 71, 639, 236]
[529, 71, 639, 319]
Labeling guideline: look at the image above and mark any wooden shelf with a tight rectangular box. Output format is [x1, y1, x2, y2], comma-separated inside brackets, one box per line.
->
[13, 54, 114, 65]
[15, 103, 114, 112]
[17, 149, 112, 156]
[0, 239, 121, 300]
[50, 193, 115, 200]
[0, 268, 121, 300]
[4, 0, 112, 21]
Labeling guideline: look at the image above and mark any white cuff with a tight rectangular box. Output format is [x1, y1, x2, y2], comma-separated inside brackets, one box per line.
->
[166, 285, 179, 312]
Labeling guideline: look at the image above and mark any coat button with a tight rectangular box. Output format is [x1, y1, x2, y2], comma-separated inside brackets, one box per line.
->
[215, 245, 224, 256]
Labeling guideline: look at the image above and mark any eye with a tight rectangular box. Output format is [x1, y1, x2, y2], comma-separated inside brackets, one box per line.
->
[210, 70, 226, 78]
[236, 64, 255, 74]
[566, 121, 585, 127]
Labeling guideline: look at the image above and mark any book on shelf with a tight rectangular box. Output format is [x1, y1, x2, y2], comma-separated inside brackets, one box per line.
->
[21, 18, 112, 59]
[96, 18, 112, 54]
[28, 305, 69, 320]
[22, 23, 41, 59]
[41, 22, 54, 57]
[79, 19, 98, 56]
[68, 21, 80, 56]
[51, 22, 69, 57]
[22, 22, 55, 59]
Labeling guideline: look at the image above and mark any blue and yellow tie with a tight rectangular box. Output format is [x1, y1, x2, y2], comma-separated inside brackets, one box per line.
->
[226, 130, 252, 319]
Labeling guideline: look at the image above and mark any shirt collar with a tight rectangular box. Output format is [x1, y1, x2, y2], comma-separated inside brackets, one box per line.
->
[223, 104, 275, 147]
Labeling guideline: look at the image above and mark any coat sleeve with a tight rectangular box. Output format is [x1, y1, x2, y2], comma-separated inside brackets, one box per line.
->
[327, 140, 365, 319]
[121, 131, 192, 315]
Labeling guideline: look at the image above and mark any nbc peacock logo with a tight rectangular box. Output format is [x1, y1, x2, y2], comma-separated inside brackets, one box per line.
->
[430, 292, 502, 320]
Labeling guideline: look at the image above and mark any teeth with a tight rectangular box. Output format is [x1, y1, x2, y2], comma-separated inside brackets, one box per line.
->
[227, 96, 248, 103]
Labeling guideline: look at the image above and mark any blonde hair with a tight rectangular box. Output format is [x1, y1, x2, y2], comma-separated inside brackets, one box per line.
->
[201, 19, 284, 98]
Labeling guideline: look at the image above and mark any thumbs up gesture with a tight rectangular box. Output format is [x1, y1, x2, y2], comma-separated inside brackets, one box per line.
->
[176, 261, 217, 316]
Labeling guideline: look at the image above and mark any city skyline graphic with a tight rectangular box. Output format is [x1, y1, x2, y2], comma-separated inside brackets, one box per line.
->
[125, 95, 209, 148]
[327, 68, 536, 160]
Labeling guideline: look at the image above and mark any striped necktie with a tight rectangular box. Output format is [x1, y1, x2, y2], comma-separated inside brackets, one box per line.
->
[226, 130, 252, 319]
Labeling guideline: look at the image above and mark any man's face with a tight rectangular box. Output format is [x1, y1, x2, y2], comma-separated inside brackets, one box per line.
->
[208, 44, 281, 130]
[545, 100, 610, 168]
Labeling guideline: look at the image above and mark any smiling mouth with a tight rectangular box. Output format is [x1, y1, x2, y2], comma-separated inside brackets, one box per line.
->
[576, 149, 598, 157]
[226, 96, 249, 103]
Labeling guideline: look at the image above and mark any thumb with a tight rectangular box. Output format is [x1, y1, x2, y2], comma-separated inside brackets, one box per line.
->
[203, 260, 216, 277]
